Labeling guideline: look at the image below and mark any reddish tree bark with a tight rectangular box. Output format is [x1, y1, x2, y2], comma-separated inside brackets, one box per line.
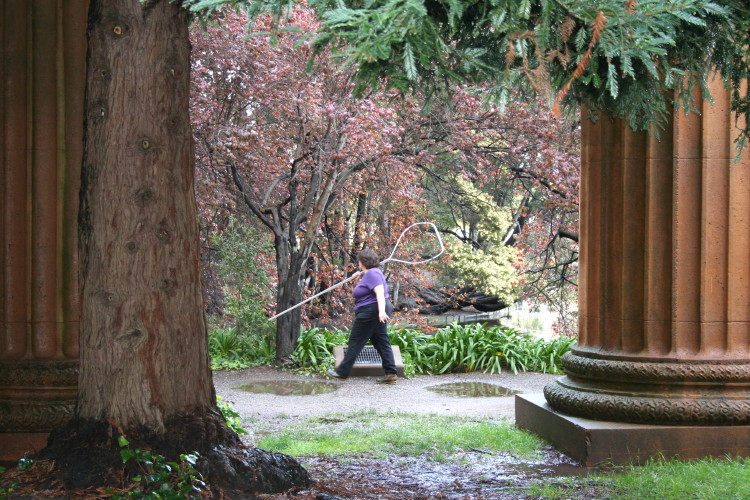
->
[77, 0, 213, 431]
[14, 0, 310, 494]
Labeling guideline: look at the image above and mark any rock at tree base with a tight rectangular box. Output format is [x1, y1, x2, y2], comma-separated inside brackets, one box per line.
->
[203, 445, 310, 494]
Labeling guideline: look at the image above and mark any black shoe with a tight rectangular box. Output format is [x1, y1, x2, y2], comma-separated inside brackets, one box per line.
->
[326, 369, 347, 381]
[376, 374, 398, 384]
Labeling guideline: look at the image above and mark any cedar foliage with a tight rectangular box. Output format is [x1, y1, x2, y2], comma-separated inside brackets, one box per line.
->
[187, 0, 750, 149]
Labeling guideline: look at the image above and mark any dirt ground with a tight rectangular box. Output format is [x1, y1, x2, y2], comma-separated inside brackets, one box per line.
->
[1, 369, 590, 499]
[212, 368, 594, 500]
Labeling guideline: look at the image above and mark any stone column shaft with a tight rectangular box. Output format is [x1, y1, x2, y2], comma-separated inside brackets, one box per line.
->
[546, 79, 750, 425]
[0, 0, 87, 461]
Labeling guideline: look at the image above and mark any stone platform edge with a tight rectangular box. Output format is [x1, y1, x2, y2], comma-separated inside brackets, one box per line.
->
[515, 394, 750, 466]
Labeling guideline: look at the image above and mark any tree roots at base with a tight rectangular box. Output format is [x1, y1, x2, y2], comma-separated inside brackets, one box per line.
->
[1, 412, 309, 498]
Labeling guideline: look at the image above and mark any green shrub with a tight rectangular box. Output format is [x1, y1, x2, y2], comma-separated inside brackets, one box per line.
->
[291, 322, 574, 376]
[208, 325, 275, 370]
[291, 327, 348, 371]
[208, 218, 276, 370]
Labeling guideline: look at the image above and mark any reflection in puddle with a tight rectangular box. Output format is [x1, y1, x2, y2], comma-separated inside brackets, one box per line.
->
[235, 380, 340, 396]
[426, 382, 520, 398]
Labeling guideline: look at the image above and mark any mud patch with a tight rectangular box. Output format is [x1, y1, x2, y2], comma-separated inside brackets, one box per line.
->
[257, 446, 608, 499]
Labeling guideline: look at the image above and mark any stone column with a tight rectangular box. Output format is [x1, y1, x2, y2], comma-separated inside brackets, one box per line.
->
[544, 78, 750, 425]
[0, 0, 87, 462]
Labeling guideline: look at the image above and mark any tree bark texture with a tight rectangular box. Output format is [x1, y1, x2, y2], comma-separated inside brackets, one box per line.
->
[275, 257, 304, 362]
[78, 0, 214, 431]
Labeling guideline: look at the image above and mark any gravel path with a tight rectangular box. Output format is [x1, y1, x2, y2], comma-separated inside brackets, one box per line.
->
[213, 367, 559, 431]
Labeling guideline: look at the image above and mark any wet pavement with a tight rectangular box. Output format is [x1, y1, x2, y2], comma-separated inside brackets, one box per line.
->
[236, 380, 341, 396]
[426, 382, 521, 398]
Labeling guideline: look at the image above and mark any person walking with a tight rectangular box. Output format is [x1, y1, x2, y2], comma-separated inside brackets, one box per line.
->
[327, 249, 398, 384]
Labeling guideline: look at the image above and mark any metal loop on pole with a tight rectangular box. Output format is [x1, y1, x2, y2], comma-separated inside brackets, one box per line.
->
[381, 221, 445, 265]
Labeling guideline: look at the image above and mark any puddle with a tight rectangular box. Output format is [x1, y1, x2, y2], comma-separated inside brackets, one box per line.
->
[426, 382, 520, 398]
[235, 380, 340, 396]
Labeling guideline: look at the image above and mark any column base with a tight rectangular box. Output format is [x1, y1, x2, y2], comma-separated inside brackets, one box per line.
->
[545, 352, 750, 425]
[0, 433, 48, 466]
[515, 394, 750, 466]
[0, 360, 77, 466]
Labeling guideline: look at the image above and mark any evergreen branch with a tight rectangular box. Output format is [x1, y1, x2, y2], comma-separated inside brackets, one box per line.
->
[553, 10, 607, 115]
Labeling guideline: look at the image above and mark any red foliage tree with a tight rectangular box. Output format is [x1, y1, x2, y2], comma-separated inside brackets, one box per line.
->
[191, 6, 581, 350]
[416, 90, 579, 330]
[191, 7, 429, 360]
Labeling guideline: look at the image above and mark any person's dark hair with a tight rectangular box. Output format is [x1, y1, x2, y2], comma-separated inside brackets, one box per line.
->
[357, 249, 380, 269]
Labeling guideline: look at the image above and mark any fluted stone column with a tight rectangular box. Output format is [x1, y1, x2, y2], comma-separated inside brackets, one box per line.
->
[0, 0, 88, 462]
[544, 78, 750, 425]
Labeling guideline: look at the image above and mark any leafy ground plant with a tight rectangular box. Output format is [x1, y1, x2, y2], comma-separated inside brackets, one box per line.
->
[208, 324, 275, 370]
[291, 323, 574, 376]
[216, 396, 248, 436]
[112, 435, 207, 499]
[415, 323, 574, 375]
[291, 327, 348, 371]
[0, 466, 17, 500]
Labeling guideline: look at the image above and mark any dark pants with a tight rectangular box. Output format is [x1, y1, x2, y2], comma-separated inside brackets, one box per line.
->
[336, 302, 397, 378]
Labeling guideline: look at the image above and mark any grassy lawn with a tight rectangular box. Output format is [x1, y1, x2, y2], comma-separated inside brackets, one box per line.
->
[553, 457, 750, 500]
[256, 410, 542, 461]
[254, 411, 750, 499]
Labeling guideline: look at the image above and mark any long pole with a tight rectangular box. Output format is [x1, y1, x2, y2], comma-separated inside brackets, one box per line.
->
[268, 222, 445, 321]
[268, 273, 360, 321]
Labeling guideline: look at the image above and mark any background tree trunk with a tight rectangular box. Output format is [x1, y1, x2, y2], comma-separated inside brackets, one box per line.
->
[274, 248, 305, 362]
[275, 275, 304, 361]
[77, 0, 214, 431]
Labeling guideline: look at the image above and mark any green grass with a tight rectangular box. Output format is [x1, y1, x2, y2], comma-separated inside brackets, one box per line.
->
[256, 410, 543, 461]
[531, 456, 750, 500]
[606, 457, 750, 500]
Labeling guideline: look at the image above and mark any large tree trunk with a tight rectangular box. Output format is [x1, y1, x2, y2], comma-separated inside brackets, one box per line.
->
[77, 0, 212, 432]
[24, 0, 309, 495]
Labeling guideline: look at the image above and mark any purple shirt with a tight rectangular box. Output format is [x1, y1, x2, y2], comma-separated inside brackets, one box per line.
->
[352, 267, 389, 310]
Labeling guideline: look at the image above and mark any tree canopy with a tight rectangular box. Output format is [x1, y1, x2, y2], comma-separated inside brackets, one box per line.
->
[190, 5, 581, 343]
[188, 0, 750, 148]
